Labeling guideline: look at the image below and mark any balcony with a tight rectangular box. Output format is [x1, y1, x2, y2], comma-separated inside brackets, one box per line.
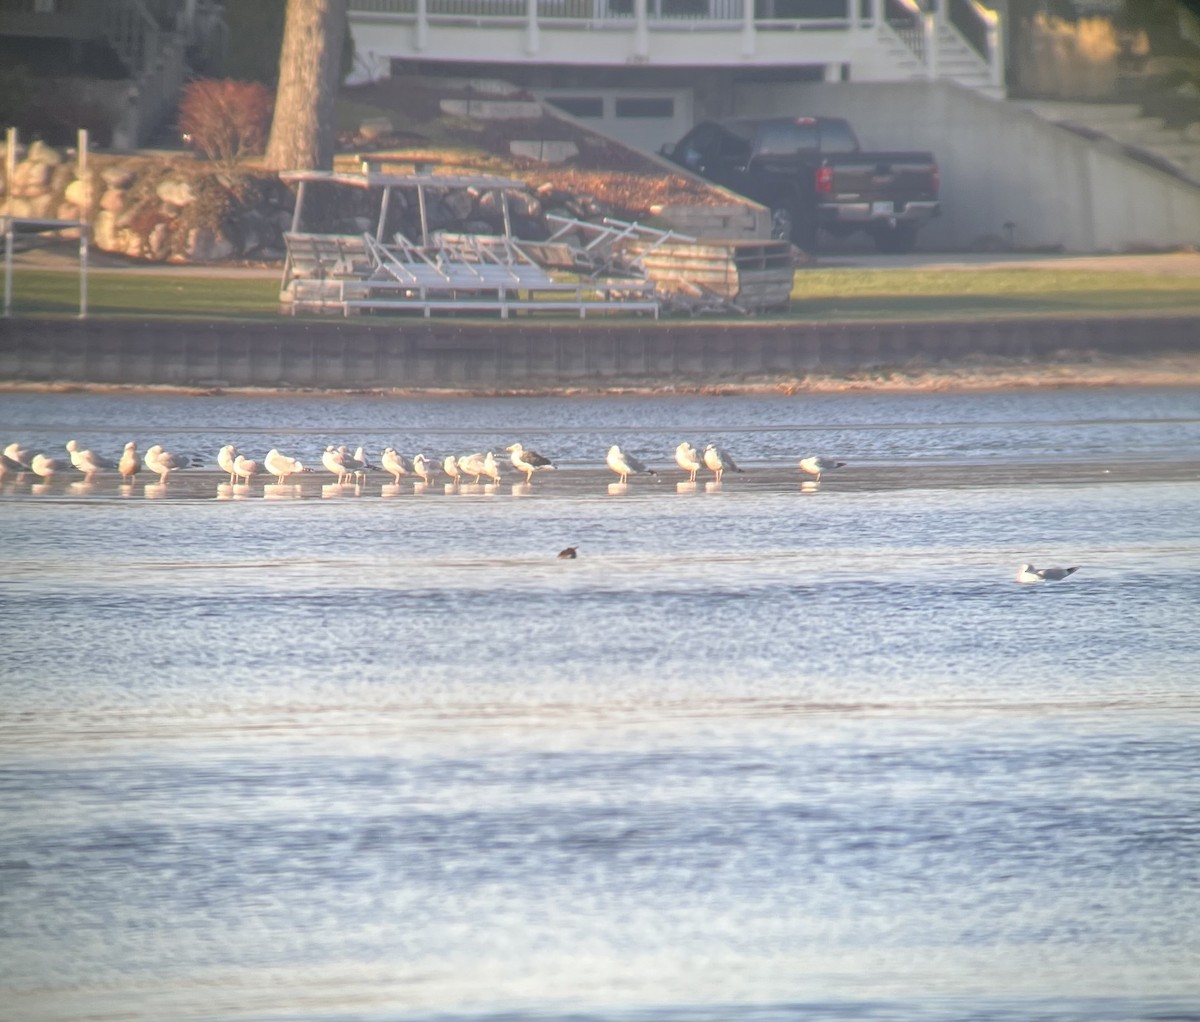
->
[348, 0, 1002, 93]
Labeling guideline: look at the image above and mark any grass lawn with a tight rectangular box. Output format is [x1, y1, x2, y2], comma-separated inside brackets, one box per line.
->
[4, 264, 1199, 323]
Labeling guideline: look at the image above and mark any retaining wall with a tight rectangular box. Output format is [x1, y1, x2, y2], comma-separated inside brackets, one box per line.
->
[2, 316, 1196, 390]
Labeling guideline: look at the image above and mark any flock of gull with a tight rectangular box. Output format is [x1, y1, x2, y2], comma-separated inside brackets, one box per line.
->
[2, 439, 1080, 582]
[2, 439, 848, 489]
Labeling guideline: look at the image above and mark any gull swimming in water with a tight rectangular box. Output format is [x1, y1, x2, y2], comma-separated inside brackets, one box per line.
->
[217, 444, 240, 485]
[457, 453, 487, 484]
[144, 444, 187, 484]
[264, 448, 304, 485]
[703, 443, 743, 483]
[232, 454, 258, 486]
[442, 455, 462, 487]
[799, 456, 846, 482]
[65, 440, 115, 480]
[674, 442, 701, 482]
[1016, 563, 1080, 584]
[380, 448, 412, 485]
[118, 442, 140, 483]
[507, 442, 555, 484]
[606, 445, 655, 484]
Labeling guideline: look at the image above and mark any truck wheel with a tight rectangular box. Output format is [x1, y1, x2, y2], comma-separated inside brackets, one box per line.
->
[873, 223, 917, 254]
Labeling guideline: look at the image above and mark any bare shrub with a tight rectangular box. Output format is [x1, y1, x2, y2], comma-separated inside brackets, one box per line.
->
[179, 79, 274, 170]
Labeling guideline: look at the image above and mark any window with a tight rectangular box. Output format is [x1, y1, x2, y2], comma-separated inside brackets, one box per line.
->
[615, 98, 676, 119]
[551, 97, 604, 118]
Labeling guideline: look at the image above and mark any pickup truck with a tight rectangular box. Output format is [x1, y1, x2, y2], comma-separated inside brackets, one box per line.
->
[662, 116, 939, 253]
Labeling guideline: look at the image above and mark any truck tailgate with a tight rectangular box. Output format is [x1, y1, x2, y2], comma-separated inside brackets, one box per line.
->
[826, 152, 938, 200]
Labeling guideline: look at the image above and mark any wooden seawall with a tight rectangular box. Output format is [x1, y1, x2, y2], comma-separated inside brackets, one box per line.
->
[1, 316, 1196, 390]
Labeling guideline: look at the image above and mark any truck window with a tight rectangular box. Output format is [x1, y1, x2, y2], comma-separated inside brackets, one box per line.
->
[818, 119, 859, 154]
[755, 121, 819, 155]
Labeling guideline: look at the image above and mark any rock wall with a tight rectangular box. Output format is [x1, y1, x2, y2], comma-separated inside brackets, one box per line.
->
[1, 139, 689, 264]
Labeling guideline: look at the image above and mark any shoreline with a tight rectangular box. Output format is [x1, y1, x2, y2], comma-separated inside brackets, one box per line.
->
[3, 351, 1200, 398]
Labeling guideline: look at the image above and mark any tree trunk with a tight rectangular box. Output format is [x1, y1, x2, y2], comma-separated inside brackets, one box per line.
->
[265, 0, 347, 171]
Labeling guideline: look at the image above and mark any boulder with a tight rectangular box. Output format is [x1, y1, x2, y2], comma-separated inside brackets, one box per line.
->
[93, 210, 119, 251]
[358, 117, 394, 141]
[26, 140, 64, 165]
[12, 159, 51, 195]
[157, 179, 196, 207]
[101, 165, 137, 189]
[147, 222, 171, 261]
[64, 178, 97, 210]
[185, 227, 235, 262]
[100, 187, 126, 213]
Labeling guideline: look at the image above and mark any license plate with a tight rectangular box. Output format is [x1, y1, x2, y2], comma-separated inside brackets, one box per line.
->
[872, 201, 894, 215]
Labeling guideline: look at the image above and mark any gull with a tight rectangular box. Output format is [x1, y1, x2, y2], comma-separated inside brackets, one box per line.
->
[118, 441, 140, 483]
[703, 443, 743, 483]
[232, 454, 258, 486]
[507, 442, 555, 484]
[442, 455, 462, 487]
[31, 453, 58, 479]
[413, 453, 435, 484]
[336, 445, 369, 485]
[264, 448, 304, 485]
[675, 442, 702, 482]
[1016, 564, 1080, 584]
[799, 456, 846, 482]
[606, 445, 655, 484]
[144, 444, 187, 484]
[381, 447, 412, 485]
[322, 445, 354, 485]
[65, 440, 115, 479]
[4, 442, 33, 471]
[457, 453, 487, 484]
[482, 451, 503, 485]
[217, 444, 239, 485]
[558, 546, 578, 559]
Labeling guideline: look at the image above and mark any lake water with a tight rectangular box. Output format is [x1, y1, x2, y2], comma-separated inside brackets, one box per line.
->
[2, 387, 1199, 1022]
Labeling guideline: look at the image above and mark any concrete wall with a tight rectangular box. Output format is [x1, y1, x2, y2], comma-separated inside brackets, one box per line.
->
[2, 316, 1195, 390]
[730, 81, 1200, 253]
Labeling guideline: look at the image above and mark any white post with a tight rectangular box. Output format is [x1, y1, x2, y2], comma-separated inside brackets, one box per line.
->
[988, 14, 1004, 91]
[416, 0, 428, 51]
[740, 0, 755, 58]
[924, 11, 938, 80]
[633, 0, 649, 59]
[4, 126, 14, 319]
[526, 0, 541, 54]
[78, 128, 88, 319]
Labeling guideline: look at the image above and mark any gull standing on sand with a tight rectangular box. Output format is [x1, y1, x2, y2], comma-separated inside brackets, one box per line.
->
[118, 442, 140, 483]
[4, 442, 33, 471]
[442, 455, 462, 487]
[674, 442, 701, 482]
[144, 444, 187, 484]
[233, 453, 258, 486]
[265, 448, 304, 485]
[457, 453, 487, 484]
[507, 442, 555, 484]
[1016, 564, 1080, 584]
[381, 448, 412, 485]
[482, 452, 503, 485]
[217, 444, 239, 485]
[321, 445, 351, 484]
[31, 453, 58, 479]
[703, 443, 742, 483]
[412, 453, 434, 484]
[799, 456, 847, 483]
[606, 445, 655, 484]
[65, 440, 115, 480]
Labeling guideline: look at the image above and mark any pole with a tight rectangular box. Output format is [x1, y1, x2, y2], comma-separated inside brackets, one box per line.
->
[79, 127, 89, 319]
[4, 127, 15, 318]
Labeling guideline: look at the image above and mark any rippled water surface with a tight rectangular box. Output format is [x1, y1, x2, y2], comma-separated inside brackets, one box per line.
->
[2, 388, 1199, 1022]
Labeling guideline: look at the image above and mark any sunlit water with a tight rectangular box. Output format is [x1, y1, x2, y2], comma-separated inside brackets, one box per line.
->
[2, 388, 1199, 1022]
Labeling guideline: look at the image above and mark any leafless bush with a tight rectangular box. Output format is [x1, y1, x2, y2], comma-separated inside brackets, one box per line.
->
[178, 79, 274, 169]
